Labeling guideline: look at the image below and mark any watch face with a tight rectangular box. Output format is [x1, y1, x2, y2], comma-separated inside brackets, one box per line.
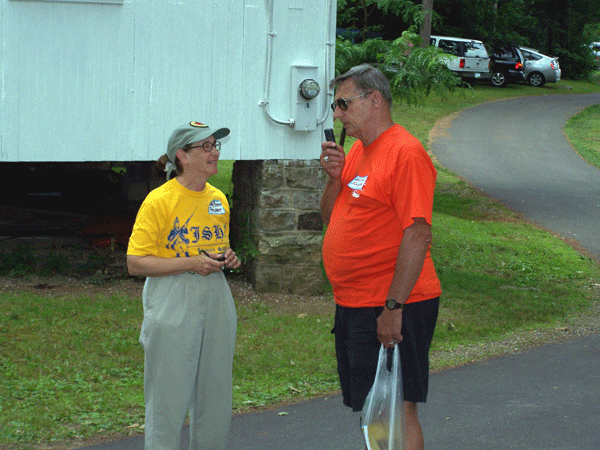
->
[386, 299, 397, 309]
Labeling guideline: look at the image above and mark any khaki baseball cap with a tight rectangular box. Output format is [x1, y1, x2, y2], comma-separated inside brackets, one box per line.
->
[167, 121, 230, 163]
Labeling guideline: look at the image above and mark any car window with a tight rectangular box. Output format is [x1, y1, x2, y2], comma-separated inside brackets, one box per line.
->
[521, 50, 541, 61]
[464, 42, 486, 58]
[439, 40, 464, 57]
[493, 47, 515, 58]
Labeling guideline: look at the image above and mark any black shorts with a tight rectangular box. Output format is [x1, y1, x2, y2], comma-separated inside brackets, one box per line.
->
[333, 298, 439, 411]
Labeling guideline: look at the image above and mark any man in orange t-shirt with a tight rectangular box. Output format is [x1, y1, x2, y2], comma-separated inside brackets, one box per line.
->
[320, 64, 441, 450]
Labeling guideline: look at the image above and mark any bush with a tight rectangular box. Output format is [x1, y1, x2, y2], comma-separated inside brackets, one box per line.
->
[553, 44, 598, 80]
[0, 242, 36, 277]
[0, 241, 112, 278]
[381, 30, 464, 105]
[335, 36, 391, 76]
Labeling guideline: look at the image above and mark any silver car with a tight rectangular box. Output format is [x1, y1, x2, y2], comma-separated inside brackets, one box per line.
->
[519, 47, 561, 87]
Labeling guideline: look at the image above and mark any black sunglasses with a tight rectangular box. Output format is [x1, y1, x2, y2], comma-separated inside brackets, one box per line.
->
[330, 92, 372, 112]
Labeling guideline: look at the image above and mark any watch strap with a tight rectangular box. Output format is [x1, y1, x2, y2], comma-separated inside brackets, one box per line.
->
[386, 299, 405, 310]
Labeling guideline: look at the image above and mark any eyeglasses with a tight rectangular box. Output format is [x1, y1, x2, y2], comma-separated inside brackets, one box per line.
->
[330, 92, 372, 112]
[187, 141, 221, 153]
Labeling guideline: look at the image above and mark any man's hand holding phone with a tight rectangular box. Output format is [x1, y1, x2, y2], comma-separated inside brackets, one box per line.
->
[321, 128, 345, 179]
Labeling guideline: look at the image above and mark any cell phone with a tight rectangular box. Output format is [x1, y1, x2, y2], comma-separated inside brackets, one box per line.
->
[324, 128, 336, 143]
[201, 250, 226, 262]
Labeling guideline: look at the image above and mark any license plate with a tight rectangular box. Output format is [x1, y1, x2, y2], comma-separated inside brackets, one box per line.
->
[474, 73, 481, 78]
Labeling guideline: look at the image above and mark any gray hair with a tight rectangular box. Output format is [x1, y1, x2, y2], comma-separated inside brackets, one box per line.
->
[330, 64, 393, 106]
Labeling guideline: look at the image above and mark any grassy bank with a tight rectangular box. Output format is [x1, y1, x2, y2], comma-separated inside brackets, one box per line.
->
[564, 103, 600, 170]
[1, 80, 599, 448]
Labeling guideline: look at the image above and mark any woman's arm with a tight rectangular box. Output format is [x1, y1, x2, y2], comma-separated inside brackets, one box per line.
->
[127, 253, 222, 277]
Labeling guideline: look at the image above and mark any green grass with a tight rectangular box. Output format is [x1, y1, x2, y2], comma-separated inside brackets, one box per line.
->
[1, 292, 145, 444]
[2, 78, 600, 448]
[233, 301, 338, 410]
[564, 103, 600, 170]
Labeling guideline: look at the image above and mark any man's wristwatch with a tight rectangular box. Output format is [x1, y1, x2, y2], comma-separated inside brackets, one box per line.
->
[385, 299, 405, 310]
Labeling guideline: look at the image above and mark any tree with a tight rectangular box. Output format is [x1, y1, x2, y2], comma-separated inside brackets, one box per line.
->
[419, 0, 434, 47]
[336, 0, 432, 41]
[336, 0, 600, 80]
[336, 0, 389, 42]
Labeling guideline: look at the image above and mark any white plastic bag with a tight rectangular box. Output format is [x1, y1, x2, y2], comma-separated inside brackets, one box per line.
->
[361, 343, 405, 450]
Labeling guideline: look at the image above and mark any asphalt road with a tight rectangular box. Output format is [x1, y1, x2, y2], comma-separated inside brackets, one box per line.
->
[81, 334, 600, 450]
[431, 92, 600, 259]
[80, 92, 600, 450]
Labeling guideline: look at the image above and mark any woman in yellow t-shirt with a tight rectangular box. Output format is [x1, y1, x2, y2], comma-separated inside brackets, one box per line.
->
[127, 121, 240, 450]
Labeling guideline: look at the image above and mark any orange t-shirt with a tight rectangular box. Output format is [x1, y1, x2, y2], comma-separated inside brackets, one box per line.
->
[322, 124, 441, 308]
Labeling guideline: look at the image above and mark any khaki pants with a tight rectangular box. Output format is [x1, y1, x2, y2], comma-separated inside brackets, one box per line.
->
[139, 271, 237, 450]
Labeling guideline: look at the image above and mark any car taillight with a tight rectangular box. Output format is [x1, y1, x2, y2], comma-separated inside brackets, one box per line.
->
[515, 62, 523, 70]
[459, 58, 465, 69]
[551, 61, 556, 70]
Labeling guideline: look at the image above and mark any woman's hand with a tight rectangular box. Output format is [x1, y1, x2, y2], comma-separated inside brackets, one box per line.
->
[221, 248, 241, 270]
[127, 249, 241, 278]
[190, 251, 225, 276]
[191, 249, 241, 276]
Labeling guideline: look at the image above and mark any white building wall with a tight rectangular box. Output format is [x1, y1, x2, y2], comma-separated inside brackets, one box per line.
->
[0, 0, 336, 162]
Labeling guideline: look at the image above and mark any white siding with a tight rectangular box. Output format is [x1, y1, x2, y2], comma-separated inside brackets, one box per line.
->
[0, 0, 336, 162]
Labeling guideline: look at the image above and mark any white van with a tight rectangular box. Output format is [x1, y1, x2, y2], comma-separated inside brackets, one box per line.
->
[430, 35, 491, 81]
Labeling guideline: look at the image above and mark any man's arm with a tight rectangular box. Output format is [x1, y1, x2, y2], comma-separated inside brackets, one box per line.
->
[376, 217, 432, 347]
[320, 177, 342, 226]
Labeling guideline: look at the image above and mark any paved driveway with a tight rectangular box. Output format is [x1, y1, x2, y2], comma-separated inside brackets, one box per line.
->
[431, 93, 600, 259]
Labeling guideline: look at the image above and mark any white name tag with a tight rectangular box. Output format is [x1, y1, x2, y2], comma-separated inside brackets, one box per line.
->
[208, 200, 226, 215]
[348, 175, 368, 190]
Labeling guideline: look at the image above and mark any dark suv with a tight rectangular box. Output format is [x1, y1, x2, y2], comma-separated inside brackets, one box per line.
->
[488, 45, 526, 87]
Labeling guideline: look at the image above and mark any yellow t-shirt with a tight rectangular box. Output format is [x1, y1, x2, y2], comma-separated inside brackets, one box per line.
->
[127, 178, 230, 258]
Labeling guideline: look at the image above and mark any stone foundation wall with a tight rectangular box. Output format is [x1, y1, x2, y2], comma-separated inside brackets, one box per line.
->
[230, 160, 329, 295]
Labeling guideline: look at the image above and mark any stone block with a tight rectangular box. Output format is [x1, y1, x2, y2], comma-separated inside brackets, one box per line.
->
[260, 164, 285, 190]
[257, 210, 296, 232]
[285, 166, 324, 190]
[290, 191, 321, 210]
[283, 265, 330, 295]
[257, 233, 323, 264]
[258, 191, 289, 209]
[298, 212, 323, 231]
[251, 263, 284, 292]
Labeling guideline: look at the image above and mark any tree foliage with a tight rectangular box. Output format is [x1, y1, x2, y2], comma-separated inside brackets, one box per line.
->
[381, 30, 464, 105]
[337, 0, 600, 80]
[335, 30, 463, 105]
[336, 0, 439, 41]
[334, 37, 391, 75]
